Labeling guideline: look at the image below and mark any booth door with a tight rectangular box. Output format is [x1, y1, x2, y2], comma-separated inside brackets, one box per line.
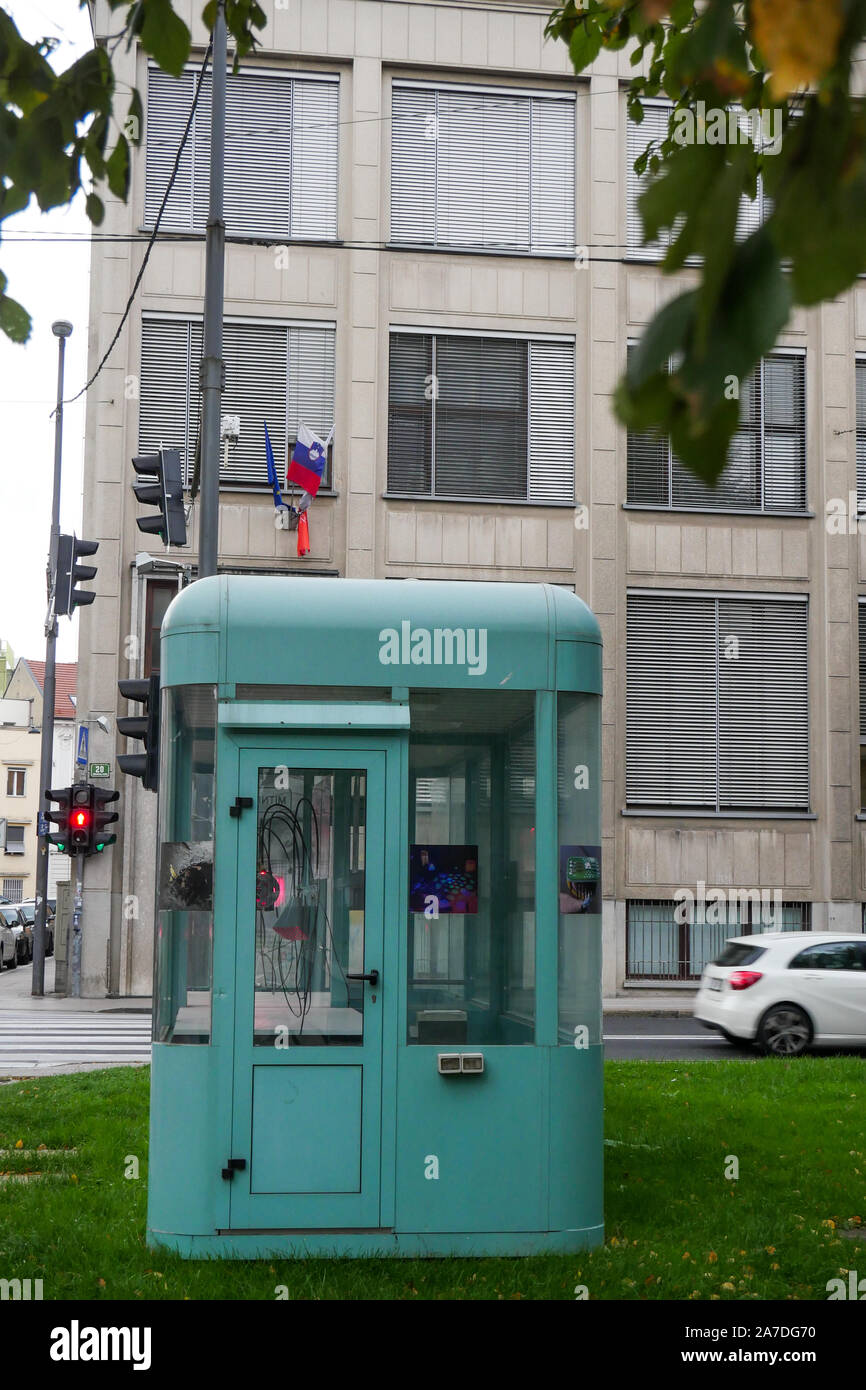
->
[229, 745, 386, 1230]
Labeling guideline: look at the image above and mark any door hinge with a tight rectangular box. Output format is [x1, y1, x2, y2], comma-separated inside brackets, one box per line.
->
[229, 797, 253, 819]
[221, 1158, 247, 1180]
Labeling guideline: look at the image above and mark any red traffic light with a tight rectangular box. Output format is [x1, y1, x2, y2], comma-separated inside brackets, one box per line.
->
[73, 810, 90, 828]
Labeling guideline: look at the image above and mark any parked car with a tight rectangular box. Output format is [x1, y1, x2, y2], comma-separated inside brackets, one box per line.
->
[0, 903, 32, 964]
[695, 932, 866, 1056]
[0, 907, 20, 969]
[17, 900, 53, 957]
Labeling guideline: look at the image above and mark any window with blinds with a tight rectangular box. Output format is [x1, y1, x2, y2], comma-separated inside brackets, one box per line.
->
[390, 81, 575, 255]
[626, 100, 770, 258]
[144, 67, 339, 240]
[859, 601, 866, 809]
[387, 330, 575, 503]
[627, 350, 806, 512]
[139, 316, 336, 489]
[857, 359, 866, 512]
[627, 592, 809, 811]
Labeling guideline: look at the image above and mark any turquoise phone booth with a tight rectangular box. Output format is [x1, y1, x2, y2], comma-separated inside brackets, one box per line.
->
[147, 576, 603, 1257]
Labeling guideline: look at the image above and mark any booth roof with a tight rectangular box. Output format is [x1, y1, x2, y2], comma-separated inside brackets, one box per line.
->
[160, 576, 602, 692]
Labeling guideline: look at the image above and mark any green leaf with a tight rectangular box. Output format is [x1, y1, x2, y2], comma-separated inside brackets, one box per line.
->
[139, 0, 191, 77]
[0, 288, 32, 343]
[86, 191, 105, 225]
[569, 21, 603, 71]
[126, 88, 144, 146]
[626, 290, 698, 394]
[106, 134, 130, 201]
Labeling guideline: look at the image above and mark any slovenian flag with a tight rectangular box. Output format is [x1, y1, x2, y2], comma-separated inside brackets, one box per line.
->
[288, 424, 328, 498]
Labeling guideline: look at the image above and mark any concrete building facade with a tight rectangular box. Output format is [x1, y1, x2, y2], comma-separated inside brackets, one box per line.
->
[77, 0, 866, 997]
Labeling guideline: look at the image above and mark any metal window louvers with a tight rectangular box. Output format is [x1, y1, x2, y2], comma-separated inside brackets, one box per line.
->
[145, 68, 337, 240]
[435, 335, 528, 499]
[626, 102, 673, 259]
[528, 340, 575, 502]
[530, 97, 575, 254]
[138, 317, 197, 475]
[626, 343, 670, 505]
[390, 86, 437, 245]
[626, 349, 805, 512]
[139, 316, 335, 489]
[387, 332, 433, 495]
[717, 598, 809, 809]
[627, 593, 809, 811]
[857, 361, 866, 510]
[290, 78, 339, 240]
[436, 89, 530, 251]
[390, 83, 574, 254]
[626, 594, 719, 807]
[671, 367, 762, 510]
[762, 353, 806, 510]
[388, 331, 573, 502]
[627, 101, 769, 259]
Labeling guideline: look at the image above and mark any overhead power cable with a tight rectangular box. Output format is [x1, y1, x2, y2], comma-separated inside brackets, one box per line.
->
[57, 35, 214, 410]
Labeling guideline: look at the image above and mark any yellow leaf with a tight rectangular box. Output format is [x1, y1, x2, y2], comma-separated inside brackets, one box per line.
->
[708, 1251, 718, 1263]
[14, 1140, 22, 1149]
[640, 1, 672, 22]
[751, 0, 844, 99]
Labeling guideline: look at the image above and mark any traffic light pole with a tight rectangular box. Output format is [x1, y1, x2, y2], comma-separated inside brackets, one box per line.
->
[198, 0, 226, 580]
[33, 320, 73, 997]
[69, 852, 85, 999]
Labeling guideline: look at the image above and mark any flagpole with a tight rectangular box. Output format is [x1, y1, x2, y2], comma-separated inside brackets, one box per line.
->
[198, 0, 226, 580]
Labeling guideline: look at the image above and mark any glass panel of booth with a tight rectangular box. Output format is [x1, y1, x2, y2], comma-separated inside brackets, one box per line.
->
[557, 691, 602, 1046]
[252, 766, 366, 1045]
[154, 685, 216, 1044]
[407, 689, 536, 1045]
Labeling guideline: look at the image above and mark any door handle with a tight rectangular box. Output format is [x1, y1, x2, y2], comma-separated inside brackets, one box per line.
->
[347, 969, 379, 986]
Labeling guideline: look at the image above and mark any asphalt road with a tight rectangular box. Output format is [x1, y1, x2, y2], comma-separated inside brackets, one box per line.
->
[603, 1014, 755, 1061]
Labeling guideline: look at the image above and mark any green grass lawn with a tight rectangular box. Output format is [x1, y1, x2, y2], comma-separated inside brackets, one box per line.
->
[0, 1058, 863, 1300]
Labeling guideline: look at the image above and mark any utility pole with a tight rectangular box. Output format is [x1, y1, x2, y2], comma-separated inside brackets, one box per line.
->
[69, 850, 85, 998]
[32, 318, 72, 997]
[198, 0, 226, 580]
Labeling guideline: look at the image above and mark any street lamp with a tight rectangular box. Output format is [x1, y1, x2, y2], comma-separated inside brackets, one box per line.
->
[33, 319, 73, 996]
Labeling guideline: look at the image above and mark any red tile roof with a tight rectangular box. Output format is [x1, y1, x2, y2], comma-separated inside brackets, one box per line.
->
[23, 661, 77, 720]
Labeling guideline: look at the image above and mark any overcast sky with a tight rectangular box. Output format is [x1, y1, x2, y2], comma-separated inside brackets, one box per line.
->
[0, 0, 95, 670]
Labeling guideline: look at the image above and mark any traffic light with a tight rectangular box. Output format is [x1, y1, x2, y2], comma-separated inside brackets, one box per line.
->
[56, 533, 99, 616]
[43, 784, 119, 856]
[92, 786, 120, 851]
[117, 672, 160, 793]
[131, 447, 187, 547]
[44, 786, 73, 851]
[68, 784, 94, 854]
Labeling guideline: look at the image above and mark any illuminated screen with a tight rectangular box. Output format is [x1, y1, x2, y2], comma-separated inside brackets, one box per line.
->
[409, 844, 479, 915]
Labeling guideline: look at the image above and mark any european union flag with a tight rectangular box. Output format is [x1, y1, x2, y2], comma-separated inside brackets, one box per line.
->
[264, 422, 284, 510]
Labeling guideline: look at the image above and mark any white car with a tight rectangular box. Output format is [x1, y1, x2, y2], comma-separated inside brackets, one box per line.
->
[0, 914, 15, 970]
[695, 932, 866, 1056]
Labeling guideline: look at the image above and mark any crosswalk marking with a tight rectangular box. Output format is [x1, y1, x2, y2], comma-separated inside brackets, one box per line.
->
[0, 1011, 152, 1070]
